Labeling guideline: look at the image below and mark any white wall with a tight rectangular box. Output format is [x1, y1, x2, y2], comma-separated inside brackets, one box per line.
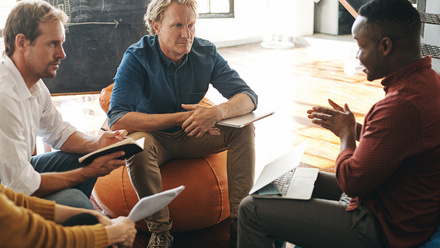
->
[196, 0, 266, 47]
[197, 0, 315, 48]
[314, 0, 339, 35]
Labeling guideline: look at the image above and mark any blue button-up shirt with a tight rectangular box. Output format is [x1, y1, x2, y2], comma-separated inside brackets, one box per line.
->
[108, 35, 258, 132]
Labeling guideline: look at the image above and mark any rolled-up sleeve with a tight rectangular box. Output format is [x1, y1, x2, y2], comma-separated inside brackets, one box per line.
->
[210, 50, 258, 109]
[37, 83, 77, 150]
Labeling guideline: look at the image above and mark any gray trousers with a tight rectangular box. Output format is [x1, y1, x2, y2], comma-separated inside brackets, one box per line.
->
[238, 172, 388, 248]
[127, 124, 255, 233]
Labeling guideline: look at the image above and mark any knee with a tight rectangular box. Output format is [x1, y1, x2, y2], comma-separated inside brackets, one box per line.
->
[225, 124, 255, 146]
[128, 132, 154, 147]
[238, 124, 255, 139]
[239, 195, 256, 217]
[128, 131, 158, 155]
[46, 188, 94, 209]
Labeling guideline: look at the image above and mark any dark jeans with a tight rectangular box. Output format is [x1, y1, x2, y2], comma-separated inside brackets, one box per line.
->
[238, 172, 388, 248]
[31, 151, 96, 209]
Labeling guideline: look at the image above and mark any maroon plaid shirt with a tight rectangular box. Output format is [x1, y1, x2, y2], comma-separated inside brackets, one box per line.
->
[336, 57, 440, 248]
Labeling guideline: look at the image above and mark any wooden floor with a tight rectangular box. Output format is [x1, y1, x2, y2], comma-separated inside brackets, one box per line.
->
[210, 35, 384, 175]
[51, 34, 385, 247]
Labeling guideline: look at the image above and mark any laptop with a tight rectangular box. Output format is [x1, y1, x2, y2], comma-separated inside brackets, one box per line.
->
[216, 110, 274, 128]
[249, 141, 319, 200]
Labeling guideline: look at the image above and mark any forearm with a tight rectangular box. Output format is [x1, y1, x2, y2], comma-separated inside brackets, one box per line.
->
[60, 131, 99, 154]
[356, 122, 363, 141]
[32, 168, 90, 197]
[111, 111, 192, 133]
[54, 204, 93, 224]
[339, 128, 357, 153]
[215, 93, 255, 120]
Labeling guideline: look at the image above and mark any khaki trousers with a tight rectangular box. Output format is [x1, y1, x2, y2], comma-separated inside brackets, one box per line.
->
[127, 124, 255, 233]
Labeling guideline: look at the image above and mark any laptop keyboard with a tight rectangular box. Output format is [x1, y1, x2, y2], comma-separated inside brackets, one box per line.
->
[273, 169, 295, 195]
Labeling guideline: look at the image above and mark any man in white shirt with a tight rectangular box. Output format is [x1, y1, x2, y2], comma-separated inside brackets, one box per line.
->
[0, 0, 127, 209]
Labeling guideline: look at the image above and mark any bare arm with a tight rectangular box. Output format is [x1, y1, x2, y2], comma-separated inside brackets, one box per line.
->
[213, 93, 256, 120]
[32, 129, 128, 197]
[355, 122, 363, 141]
[32, 151, 126, 197]
[182, 93, 255, 137]
[60, 130, 127, 154]
[110, 111, 193, 134]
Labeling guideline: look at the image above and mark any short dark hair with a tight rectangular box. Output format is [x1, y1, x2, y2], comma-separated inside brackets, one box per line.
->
[359, 0, 421, 42]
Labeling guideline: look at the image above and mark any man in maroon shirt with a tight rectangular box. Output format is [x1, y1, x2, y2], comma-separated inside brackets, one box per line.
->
[237, 0, 440, 247]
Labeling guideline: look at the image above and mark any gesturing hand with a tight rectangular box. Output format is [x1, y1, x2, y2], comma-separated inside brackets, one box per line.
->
[306, 99, 356, 138]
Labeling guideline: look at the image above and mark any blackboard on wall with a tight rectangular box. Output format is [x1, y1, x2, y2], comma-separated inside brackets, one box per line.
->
[43, 0, 150, 94]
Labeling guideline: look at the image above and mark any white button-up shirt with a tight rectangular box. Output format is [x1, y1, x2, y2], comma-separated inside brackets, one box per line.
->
[0, 56, 77, 195]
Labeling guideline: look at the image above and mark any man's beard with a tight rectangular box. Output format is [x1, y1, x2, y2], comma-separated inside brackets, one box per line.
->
[39, 61, 60, 78]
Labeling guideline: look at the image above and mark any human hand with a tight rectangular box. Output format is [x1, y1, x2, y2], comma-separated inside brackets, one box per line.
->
[181, 104, 221, 137]
[97, 129, 128, 149]
[306, 99, 356, 138]
[105, 217, 137, 247]
[86, 210, 112, 226]
[85, 151, 126, 177]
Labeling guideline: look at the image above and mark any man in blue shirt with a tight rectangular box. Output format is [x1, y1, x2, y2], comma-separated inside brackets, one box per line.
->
[108, 0, 258, 247]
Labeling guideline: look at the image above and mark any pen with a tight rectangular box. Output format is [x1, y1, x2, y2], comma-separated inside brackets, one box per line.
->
[101, 127, 108, 132]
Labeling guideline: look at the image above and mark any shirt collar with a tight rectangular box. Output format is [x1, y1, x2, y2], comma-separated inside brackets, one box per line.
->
[1, 56, 41, 100]
[381, 56, 432, 93]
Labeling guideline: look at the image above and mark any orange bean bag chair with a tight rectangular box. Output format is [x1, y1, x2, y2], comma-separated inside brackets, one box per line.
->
[92, 84, 230, 232]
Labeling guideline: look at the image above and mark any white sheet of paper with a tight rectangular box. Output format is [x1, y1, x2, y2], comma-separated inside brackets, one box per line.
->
[128, 185, 185, 222]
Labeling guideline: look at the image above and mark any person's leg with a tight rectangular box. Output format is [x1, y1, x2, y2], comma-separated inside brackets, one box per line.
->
[238, 172, 387, 248]
[31, 151, 96, 209]
[222, 124, 255, 218]
[126, 127, 254, 246]
[31, 151, 96, 197]
[170, 125, 256, 218]
[43, 188, 94, 209]
[168, 125, 254, 248]
[125, 131, 173, 234]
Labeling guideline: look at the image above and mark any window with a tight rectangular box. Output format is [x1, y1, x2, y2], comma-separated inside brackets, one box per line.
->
[198, 0, 234, 18]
